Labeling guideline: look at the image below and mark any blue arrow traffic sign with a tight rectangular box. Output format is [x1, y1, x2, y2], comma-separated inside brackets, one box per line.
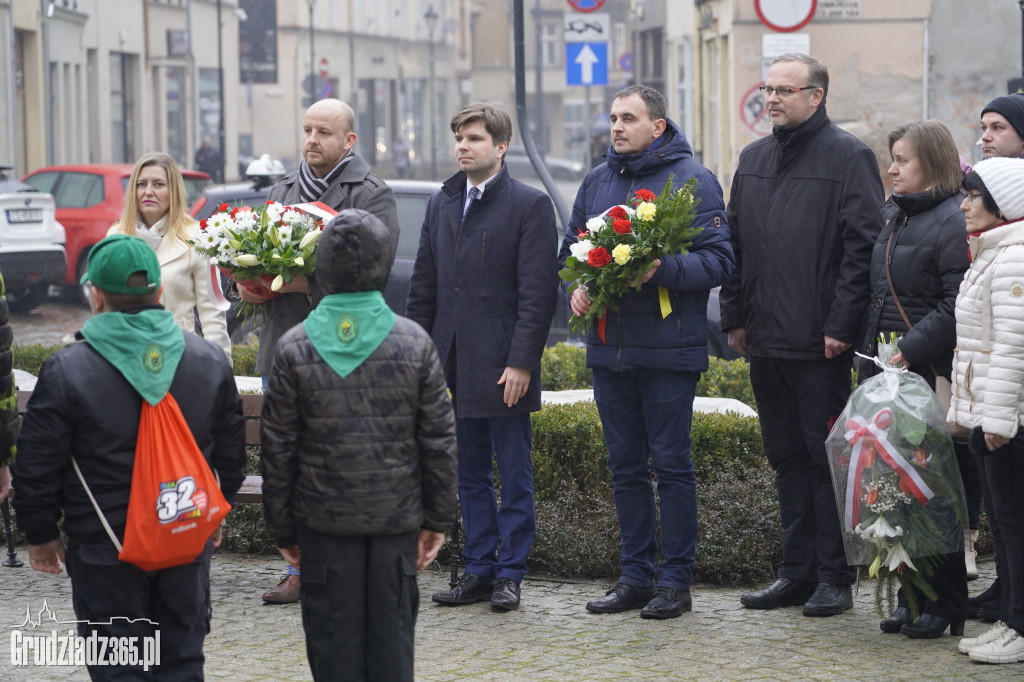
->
[566, 42, 608, 86]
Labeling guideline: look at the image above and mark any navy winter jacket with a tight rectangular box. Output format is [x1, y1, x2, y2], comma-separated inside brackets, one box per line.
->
[557, 120, 735, 372]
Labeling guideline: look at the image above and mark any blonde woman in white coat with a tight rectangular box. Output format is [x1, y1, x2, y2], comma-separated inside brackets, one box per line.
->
[107, 152, 231, 359]
[950, 156, 1024, 664]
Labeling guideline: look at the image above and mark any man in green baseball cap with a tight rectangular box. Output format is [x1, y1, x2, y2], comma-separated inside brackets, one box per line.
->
[14, 233, 245, 678]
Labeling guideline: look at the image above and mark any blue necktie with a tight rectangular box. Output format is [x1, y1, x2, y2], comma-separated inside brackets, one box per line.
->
[463, 186, 479, 220]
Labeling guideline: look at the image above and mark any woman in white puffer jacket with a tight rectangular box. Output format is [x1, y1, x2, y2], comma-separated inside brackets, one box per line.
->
[950, 156, 1024, 665]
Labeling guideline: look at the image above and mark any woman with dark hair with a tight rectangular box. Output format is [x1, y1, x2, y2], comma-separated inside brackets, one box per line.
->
[860, 120, 972, 638]
[951, 157, 1024, 664]
[108, 152, 230, 359]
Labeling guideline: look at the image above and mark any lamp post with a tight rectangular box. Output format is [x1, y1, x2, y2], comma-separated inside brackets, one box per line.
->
[425, 5, 439, 180]
[216, 0, 226, 182]
[306, 0, 317, 104]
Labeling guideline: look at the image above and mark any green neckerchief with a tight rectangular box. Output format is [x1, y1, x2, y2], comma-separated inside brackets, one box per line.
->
[304, 291, 396, 379]
[80, 309, 186, 406]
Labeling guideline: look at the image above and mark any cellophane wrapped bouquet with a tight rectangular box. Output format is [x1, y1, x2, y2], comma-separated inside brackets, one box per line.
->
[825, 333, 967, 617]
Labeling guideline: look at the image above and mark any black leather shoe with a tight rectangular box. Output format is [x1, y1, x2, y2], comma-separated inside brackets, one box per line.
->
[880, 606, 913, 633]
[901, 613, 965, 639]
[802, 583, 853, 617]
[640, 587, 692, 620]
[431, 573, 495, 606]
[975, 599, 1001, 622]
[740, 578, 816, 610]
[967, 578, 1001, 613]
[490, 578, 521, 611]
[586, 583, 655, 614]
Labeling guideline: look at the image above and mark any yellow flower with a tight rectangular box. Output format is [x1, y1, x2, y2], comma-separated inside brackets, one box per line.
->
[635, 201, 657, 221]
[612, 243, 631, 265]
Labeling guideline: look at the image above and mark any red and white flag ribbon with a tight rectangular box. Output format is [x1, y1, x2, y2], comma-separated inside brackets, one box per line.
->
[843, 408, 935, 531]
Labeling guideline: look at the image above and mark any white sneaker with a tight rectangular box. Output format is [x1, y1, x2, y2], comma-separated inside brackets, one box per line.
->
[959, 621, 1009, 654]
[968, 627, 1024, 664]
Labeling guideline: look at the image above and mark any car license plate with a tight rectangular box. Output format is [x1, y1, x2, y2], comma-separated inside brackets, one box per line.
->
[6, 208, 43, 223]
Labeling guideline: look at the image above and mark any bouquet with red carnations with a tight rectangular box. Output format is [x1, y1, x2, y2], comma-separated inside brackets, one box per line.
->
[191, 201, 335, 323]
[825, 333, 968, 617]
[557, 177, 701, 336]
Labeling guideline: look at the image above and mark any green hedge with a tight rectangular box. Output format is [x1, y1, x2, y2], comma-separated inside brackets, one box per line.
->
[14, 341, 261, 378]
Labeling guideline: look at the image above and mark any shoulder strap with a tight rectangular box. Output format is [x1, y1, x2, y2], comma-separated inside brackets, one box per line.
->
[71, 456, 123, 552]
[884, 230, 940, 379]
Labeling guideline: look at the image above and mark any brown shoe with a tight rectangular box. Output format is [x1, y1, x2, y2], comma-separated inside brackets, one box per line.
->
[262, 574, 300, 604]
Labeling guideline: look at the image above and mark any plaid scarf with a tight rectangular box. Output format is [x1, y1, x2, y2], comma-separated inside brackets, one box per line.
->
[298, 153, 352, 203]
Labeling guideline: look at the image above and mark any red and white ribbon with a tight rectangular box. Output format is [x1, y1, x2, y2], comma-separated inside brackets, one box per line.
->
[843, 408, 935, 530]
[207, 264, 230, 312]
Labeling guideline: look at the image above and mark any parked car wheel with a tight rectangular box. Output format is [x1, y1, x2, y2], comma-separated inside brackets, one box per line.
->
[7, 283, 50, 313]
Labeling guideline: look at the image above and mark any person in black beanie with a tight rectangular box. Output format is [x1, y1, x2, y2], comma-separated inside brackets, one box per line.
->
[979, 93, 1024, 159]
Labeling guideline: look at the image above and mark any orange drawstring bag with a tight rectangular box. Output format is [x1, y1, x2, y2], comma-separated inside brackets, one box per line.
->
[74, 393, 231, 571]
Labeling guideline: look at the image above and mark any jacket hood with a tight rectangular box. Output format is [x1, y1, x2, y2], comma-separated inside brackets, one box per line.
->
[315, 209, 395, 294]
[606, 119, 693, 178]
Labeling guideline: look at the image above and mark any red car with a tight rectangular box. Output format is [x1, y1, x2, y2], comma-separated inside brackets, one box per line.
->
[22, 164, 209, 296]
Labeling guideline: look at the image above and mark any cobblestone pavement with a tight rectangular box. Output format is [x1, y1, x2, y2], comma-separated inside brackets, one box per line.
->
[1, 551, 1019, 681]
[8, 294, 92, 346]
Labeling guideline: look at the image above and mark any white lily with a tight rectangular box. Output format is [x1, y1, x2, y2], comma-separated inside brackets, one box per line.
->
[854, 515, 903, 544]
[270, 274, 285, 291]
[234, 254, 259, 266]
[293, 256, 304, 267]
[883, 541, 917, 573]
[299, 229, 321, 250]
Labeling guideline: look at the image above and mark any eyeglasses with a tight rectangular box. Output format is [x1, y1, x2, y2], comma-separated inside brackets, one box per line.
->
[960, 190, 984, 204]
[758, 85, 817, 98]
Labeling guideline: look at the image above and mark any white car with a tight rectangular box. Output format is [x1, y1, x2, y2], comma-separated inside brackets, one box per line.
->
[0, 165, 67, 312]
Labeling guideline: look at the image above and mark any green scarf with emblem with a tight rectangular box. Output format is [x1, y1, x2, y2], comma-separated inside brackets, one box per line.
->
[303, 291, 396, 378]
[80, 309, 186, 406]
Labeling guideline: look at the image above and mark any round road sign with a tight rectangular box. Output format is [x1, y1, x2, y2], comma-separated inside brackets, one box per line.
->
[755, 0, 816, 33]
[567, 0, 605, 13]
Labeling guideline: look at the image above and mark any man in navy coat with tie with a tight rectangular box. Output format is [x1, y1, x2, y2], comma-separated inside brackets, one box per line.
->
[407, 103, 558, 610]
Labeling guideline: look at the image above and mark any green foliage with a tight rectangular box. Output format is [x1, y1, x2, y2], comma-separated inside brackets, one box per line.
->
[530, 401, 609, 502]
[696, 357, 755, 409]
[531, 484, 621, 578]
[695, 459, 781, 585]
[13, 344, 64, 377]
[232, 341, 259, 376]
[540, 342, 591, 391]
[220, 504, 278, 554]
[691, 411, 765, 481]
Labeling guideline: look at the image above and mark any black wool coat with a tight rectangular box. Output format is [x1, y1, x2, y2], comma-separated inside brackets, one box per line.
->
[406, 164, 558, 419]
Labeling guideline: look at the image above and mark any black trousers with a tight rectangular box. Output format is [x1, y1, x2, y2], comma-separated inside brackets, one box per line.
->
[65, 536, 213, 681]
[972, 428, 1024, 633]
[750, 355, 857, 585]
[297, 526, 419, 682]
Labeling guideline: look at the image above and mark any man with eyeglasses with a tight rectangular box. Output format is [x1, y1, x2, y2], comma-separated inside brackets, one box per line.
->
[720, 53, 884, 617]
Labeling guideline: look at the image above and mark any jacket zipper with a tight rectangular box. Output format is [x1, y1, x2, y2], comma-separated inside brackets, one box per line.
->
[480, 231, 487, 268]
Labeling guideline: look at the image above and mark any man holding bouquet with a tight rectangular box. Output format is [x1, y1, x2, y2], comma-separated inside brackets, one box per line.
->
[558, 85, 734, 619]
[237, 98, 400, 604]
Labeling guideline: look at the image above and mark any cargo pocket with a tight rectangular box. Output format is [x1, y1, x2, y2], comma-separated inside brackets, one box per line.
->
[398, 551, 419, 628]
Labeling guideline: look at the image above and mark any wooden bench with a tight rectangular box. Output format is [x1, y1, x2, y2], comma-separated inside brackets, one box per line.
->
[10, 390, 268, 502]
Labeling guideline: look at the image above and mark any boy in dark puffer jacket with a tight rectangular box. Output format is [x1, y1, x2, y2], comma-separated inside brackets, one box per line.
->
[261, 209, 458, 682]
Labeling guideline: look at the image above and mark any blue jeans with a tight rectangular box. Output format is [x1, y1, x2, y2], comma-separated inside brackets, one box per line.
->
[456, 414, 535, 582]
[593, 367, 699, 591]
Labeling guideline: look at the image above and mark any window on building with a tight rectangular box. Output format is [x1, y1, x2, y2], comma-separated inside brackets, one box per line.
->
[109, 53, 135, 163]
[541, 23, 559, 68]
[564, 99, 586, 165]
[165, 67, 186, 166]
